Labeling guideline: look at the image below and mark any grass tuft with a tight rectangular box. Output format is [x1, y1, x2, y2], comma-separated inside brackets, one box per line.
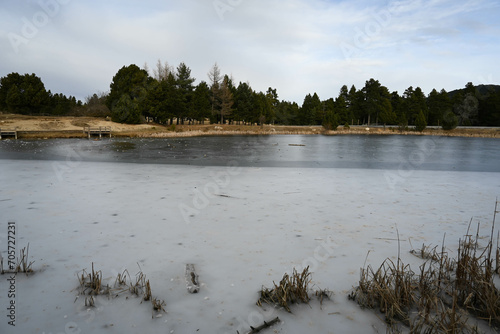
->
[257, 267, 312, 312]
[78, 263, 109, 296]
[15, 244, 34, 274]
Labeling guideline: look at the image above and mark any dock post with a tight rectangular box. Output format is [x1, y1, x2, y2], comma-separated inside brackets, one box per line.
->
[14, 131, 17, 140]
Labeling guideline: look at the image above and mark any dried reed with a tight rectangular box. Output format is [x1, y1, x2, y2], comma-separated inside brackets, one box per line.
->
[151, 297, 166, 317]
[78, 263, 109, 295]
[15, 244, 34, 274]
[129, 271, 146, 296]
[143, 279, 152, 301]
[77, 264, 167, 316]
[350, 201, 500, 332]
[257, 267, 312, 312]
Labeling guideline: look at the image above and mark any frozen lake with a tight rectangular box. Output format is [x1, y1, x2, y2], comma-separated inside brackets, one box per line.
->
[0, 135, 499, 333]
[0, 135, 499, 171]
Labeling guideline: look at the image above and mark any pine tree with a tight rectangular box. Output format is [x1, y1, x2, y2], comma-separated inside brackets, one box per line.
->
[193, 81, 211, 124]
[415, 110, 427, 132]
[175, 62, 196, 124]
[219, 76, 233, 124]
[107, 64, 151, 123]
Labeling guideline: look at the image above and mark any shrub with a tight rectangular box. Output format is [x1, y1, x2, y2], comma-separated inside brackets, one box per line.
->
[415, 111, 427, 132]
[442, 111, 458, 130]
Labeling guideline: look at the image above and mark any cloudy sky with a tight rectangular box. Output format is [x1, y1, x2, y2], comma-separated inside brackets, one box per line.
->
[1, 0, 499, 104]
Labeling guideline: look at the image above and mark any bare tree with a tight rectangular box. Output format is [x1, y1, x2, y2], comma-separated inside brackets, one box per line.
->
[143, 62, 150, 76]
[207, 62, 222, 118]
[456, 93, 479, 125]
[208, 62, 222, 88]
[153, 59, 173, 82]
[83, 91, 110, 117]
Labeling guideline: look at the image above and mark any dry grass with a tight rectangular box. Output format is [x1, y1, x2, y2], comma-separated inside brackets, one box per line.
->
[257, 267, 312, 312]
[151, 297, 166, 315]
[315, 288, 333, 308]
[257, 267, 333, 313]
[325, 127, 500, 138]
[1, 244, 35, 275]
[257, 266, 329, 313]
[143, 279, 152, 301]
[2, 113, 498, 139]
[114, 269, 129, 287]
[78, 263, 109, 296]
[455, 223, 500, 326]
[349, 201, 500, 333]
[15, 244, 34, 274]
[77, 264, 166, 316]
[129, 271, 146, 296]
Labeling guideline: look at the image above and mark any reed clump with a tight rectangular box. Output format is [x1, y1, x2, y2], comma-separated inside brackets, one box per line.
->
[349, 201, 500, 332]
[77, 264, 166, 317]
[1, 244, 35, 275]
[455, 225, 500, 327]
[15, 244, 34, 274]
[257, 267, 311, 312]
[78, 262, 109, 296]
[257, 267, 332, 312]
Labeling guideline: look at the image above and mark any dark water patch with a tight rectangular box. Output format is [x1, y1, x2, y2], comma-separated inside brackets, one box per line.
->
[109, 141, 136, 152]
[0, 135, 499, 172]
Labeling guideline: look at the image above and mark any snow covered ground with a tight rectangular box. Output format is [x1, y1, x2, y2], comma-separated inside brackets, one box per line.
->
[0, 143, 499, 333]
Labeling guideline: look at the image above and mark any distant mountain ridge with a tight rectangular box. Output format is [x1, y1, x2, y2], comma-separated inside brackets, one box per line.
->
[448, 84, 500, 99]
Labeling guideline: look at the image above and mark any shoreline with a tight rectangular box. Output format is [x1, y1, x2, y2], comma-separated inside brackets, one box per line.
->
[1, 114, 499, 139]
[7, 126, 500, 140]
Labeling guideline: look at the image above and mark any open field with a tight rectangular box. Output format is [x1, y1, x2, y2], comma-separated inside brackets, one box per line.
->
[0, 114, 499, 139]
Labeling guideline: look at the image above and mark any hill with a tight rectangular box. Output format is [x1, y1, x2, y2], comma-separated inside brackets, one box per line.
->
[448, 84, 500, 99]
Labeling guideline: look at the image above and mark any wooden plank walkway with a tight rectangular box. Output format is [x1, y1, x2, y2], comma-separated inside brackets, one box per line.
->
[0, 128, 17, 139]
[83, 126, 111, 139]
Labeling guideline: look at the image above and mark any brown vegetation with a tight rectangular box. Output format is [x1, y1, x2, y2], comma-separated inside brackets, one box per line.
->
[1, 114, 499, 139]
[257, 267, 332, 313]
[349, 202, 500, 333]
[77, 263, 166, 318]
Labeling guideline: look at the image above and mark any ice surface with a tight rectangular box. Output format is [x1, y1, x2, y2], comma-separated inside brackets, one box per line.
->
[0, 153, 499, 333]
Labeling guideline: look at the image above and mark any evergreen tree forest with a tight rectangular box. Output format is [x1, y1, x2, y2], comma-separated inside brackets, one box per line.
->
[0, 72, 82, 115]
[1, 62, 500, 128]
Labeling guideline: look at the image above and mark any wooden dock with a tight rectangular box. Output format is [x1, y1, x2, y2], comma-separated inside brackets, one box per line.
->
[0, 128, 17, 139]
[83, 126, 111, 139]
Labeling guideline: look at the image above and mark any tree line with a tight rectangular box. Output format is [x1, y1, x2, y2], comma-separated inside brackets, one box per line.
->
[0, 72, 82, 116]
[1, 62, 500, 129]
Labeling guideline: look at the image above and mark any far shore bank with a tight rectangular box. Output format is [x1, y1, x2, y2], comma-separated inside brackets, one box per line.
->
[0, 114, 499, 139]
